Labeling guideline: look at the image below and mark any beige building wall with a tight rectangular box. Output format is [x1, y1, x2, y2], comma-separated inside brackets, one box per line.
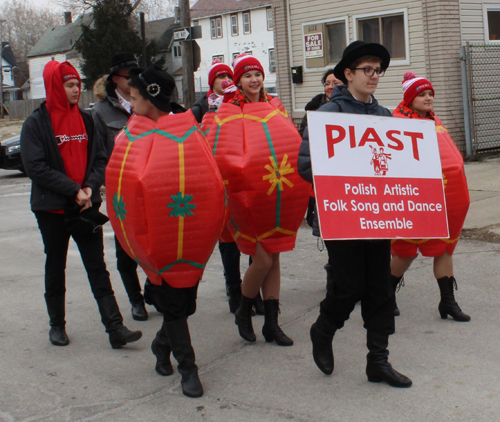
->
[275, 0, 468, 152]
[459, 0, 491, 43]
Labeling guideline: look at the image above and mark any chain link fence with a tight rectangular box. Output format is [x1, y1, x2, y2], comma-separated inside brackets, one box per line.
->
[463, 43, 500, 155]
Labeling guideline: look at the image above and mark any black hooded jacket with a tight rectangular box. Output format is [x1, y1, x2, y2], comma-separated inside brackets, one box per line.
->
[298, 85, 391, 183]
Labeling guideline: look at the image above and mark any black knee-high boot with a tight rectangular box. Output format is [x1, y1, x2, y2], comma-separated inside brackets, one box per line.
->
[366, 331, 412, 388]
[163, 317, 203, 398]
[235, 293, 256, 342]
[310, 314, 336, 375]
[151, 326, 173, 376]
[437, 276, 470, 321]
[262, 299, 293, 346]
[96, 295, 143, 349]
[120, 272, 148, 321]
[45, 294, 69, 346]
[390, 275, 404, 316]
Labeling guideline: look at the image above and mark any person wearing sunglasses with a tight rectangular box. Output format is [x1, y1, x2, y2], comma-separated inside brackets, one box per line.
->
[92, 53, 155, 322]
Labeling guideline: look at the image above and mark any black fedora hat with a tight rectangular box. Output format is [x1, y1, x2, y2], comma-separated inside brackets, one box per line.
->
[129, 65, 176, 112]
[333, 41, 390, 84]
[107, 53, 139, 81]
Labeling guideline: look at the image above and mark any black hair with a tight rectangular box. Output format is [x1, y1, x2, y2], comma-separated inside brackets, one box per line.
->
[321, 68, 336, 85]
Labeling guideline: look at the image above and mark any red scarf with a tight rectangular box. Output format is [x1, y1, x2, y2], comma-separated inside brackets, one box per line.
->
[228, 89, 272, 107]
[44, 61, 88, 187]
[393, 101, 435, 120]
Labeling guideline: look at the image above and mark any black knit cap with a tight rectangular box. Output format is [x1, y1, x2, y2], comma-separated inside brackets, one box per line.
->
[107, 53, 138, 81]
[128, 65, 176, 112]
[333, 41, 390, 84]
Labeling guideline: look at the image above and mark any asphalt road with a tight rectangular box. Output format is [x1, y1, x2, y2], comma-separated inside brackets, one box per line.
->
[0, 161, 499, 422]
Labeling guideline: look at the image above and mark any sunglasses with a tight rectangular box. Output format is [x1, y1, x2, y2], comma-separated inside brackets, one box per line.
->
[115, 74, 131, 80]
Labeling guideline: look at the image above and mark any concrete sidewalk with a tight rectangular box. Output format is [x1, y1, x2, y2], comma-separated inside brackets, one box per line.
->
[0, 157, 499, 422]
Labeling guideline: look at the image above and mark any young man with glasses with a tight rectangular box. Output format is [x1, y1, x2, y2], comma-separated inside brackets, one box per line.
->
[298, 41, 412, 388]
[92, 53, 153, 322]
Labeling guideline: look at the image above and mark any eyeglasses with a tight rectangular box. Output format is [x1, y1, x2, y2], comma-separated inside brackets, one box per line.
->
[352, 67, 386, 77]
[115, 74, 131, 80]
[323, 82, 342, 87]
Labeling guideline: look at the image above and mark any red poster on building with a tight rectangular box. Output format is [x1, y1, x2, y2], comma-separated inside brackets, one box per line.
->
[308, 111, 449, 240]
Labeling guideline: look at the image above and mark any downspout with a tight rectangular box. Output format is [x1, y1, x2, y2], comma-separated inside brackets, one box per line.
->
[285, 0, 297, 113]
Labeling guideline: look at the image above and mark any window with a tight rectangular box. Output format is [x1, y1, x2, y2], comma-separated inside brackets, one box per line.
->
[326, 21, 347, 64]
[269, 48, 276, 72]
[210, 16, 223, 39]
[243, 11, 251, 34]
[173, 45, 182, 58]
[232, 52, 240, 62]
[267, 8, 274, 30]
[193, 20, 199, 26]
[212, 55, 224, 62]
[484, 5, 500, 42]
[231, 14, 238, 36]
[355, 11, 407, 61]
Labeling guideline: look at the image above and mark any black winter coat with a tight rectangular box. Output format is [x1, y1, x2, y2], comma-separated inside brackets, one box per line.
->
[191, 94, 208, 124]
[298, 86, 391, 183]
[20, 102, 107, 211]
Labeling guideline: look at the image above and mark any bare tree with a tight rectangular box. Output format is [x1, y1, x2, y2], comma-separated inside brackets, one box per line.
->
[0, 0, 63, 64]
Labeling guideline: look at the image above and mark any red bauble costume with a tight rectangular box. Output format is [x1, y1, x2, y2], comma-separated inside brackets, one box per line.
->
[106, 111, 226, 287]
[391, 103, 470, 257]
[203, 97, 311, 255]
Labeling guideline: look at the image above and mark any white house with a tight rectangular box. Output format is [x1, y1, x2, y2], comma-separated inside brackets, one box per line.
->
[191, 0, 276, 94]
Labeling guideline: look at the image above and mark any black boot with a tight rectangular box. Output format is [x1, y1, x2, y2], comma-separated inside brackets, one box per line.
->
[96, 295, 143, 349]
[45, 294, 69, 346]
[151, 327, 174, 376]
[310, 314, 336, 375]
[262, 299, 293, 346]
[325, 263, 334, 295]
[390, 275, 404, 316]
[164, 317, 203, 398]
[366, 331, 412, 388]
[253, 291, 265, 315]
[227, 286, 242, 314]
[437, 276, 470, 321]
[120, 271, 148, 321]
[144, 279, 163, 314]
[235, 293, 256, 342]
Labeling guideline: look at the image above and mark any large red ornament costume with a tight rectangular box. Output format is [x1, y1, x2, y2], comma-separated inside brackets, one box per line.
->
[203, 97, 311, 255]
[391, 103, 470, 257]
[106, 111, 226, 288]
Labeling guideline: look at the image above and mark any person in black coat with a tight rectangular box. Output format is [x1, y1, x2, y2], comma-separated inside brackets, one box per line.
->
[20, 60, 142, 349]
[298, 41, 412, 388]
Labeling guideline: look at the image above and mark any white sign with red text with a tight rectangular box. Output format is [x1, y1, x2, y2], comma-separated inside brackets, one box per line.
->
[307, 111, 449, 240]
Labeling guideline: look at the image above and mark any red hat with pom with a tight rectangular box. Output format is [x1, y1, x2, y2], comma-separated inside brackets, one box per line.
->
[402, 71, 434, 106]
[232, 53, 265, 84]
[208, 59, 233, 89]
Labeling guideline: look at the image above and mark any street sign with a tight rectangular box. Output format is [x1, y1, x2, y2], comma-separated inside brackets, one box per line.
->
[173, 26, 202, 41]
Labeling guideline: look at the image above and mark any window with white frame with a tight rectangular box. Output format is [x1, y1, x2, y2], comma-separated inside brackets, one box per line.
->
[326, 20, 347, 64]
[267, 8, 274, 30]
[355, 11, 407, 61]
[213, 55, 224, 62]
[232, 52, 240, 62]
[484, 5, 500, 42]
[269, 48, 276, 72]
[243, 11, 251, 34]
[210, 16, 223, 39]
[231, 14, 238, 36]
[173, 45, 182, 57]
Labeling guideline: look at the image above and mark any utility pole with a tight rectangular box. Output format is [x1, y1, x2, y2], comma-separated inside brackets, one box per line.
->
[0, 19, 5, 119]
[179, 0, 195, 108]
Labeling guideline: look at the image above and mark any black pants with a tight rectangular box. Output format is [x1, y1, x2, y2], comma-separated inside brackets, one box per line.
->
[218, 242, 241, 288]
[114, 235, 143, 303]
[35, 210, 114, 300]
[154, 280, 199, 322]
[321, 239, 395, 335]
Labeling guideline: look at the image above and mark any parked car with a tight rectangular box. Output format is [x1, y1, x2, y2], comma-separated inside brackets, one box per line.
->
[0, 135, 24, 172]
